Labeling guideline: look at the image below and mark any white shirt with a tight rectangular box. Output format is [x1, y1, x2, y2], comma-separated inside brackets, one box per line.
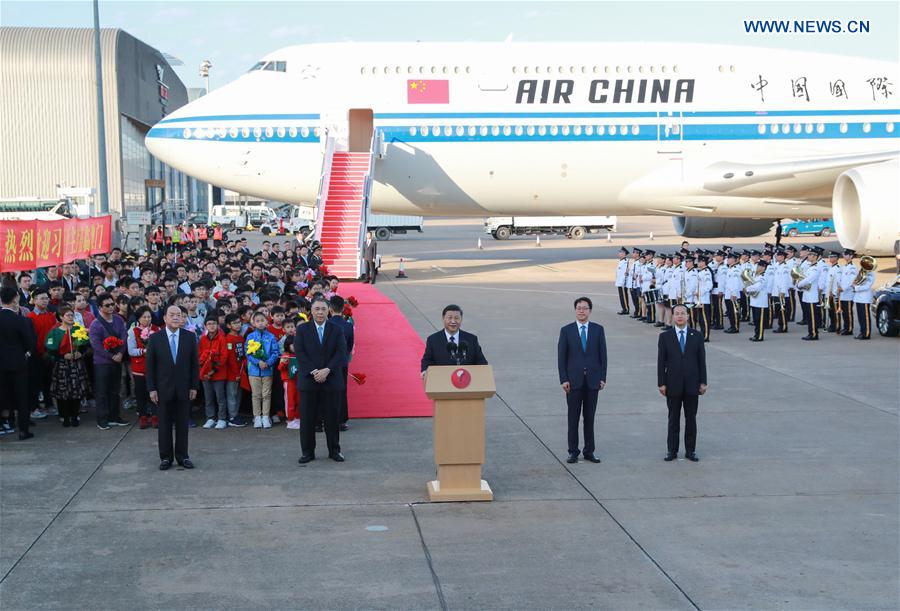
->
[315, 322, 327, 338]
[575, 322, 589, 341]
[166, 328, 179, 359]
[444, 330, 459, 344]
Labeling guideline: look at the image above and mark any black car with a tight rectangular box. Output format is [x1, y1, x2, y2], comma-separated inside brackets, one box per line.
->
[874, 275, 900, 337]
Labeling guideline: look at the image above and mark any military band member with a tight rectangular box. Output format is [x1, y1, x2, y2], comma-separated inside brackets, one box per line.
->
[653, 253, 668, 327]
[825, 251, 842, 332]
[772, 249, 791, 333]
[762, 249, 776, 329]
[838, 249, 857, 335]
[629, 249, 643, 319]
[724, 252, 742, 333]
[696, 256, 713, 341]
[667, 253, 684, 316]
[796, 248, 821, 340]
[784, 245, 798, 321]
[852, 260, 875, 340]
[796, 245, 811, 326]
[615, 247, 631, 315]
[712, 250, 726, 329]
[738, 251, 752, 321]
[640, 250, 657, 323]
[660, 254, 675, 328]
[747, 260, 769, 342]
[683, 256, 698, 327]
[815, 249, 830, 330]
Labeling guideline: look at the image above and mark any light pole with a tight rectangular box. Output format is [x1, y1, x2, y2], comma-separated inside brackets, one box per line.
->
[93, 0, 110, 216]
[199, 59, 213, 221]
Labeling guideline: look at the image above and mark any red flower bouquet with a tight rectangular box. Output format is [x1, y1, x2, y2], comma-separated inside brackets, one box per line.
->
[342, 304, 353, 319]
[102, 336, 124, 351]
[350, 372, 367, 385]
[319, 265, 330, 276]
[347, 296, 359, 307]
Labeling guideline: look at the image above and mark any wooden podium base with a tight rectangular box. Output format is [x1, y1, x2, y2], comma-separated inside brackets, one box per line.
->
[427, 479, 493, 502]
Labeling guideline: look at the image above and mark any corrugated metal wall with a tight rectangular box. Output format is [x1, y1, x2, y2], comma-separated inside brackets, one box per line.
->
[0, 27, 122, 211]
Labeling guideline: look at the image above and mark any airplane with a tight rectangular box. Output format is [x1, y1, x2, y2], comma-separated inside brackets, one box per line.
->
[145, 42, 899, 254]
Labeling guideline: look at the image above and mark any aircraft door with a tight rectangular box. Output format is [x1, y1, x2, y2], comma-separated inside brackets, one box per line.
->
[349, 109, 374, 152]
[657, 111, 683, 154]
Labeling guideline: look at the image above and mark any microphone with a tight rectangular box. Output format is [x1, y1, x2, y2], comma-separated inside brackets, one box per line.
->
[457, 341, 469, 365]
[446, 341, 458, 355]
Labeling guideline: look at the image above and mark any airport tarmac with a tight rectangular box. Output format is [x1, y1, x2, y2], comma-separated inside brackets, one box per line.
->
[1, 217, 898, 610]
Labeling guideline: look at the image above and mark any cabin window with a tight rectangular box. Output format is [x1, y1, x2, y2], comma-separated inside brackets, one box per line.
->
[442, 66, 448, 74]
[265, 127, 274, 138]
[491, 126, 500, 136]
[729, 65, 736, 72]
[839, 123, 848, 133]
[538, 126, 547, 136]
[454, 66, 460, 74]
[757, 124, 766, 135]
[549, 125, 559, 136]
[588, 125, 597, 136]
[456, 126, 464, 136]
[512, 66, 518, 74]
[253, 127, 262, 138]
[770, 124, 779, 134]
[288, 127, 297, 138]
[276, 127, 286, 138]
[468, 126, 476, 136]
[409, 127, 417, 136]
[862, 122, 871, 133]
[561, 125, 570, 136]
[573, 125, 582, 136]
[230, 127, 239, 138]
[515, 125, 523, 136]
[502, 125, 511, 136]
[804, 124, 813, 134]
[526, 125, 535, 136]
[300, 127, 309, 138]
[887, 123, 895, 133]
[609, 125, 617, 136]
[792, 123, 801, 134]
[816, 123, 825, 133]
[632, 125, 640, 135]
[182, 128, 191, 139]
[313, 127, 320, 137]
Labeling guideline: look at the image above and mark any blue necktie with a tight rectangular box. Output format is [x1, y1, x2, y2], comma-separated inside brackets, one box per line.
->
[317, 325, 324, 344]
[679, 330, 686, 354]
[580, 325, 587, 351]
[169, 332, 178, 362]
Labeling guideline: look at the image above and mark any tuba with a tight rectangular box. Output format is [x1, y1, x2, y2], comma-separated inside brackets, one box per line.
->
[853, 255, 877, 285]
[741, 268, 759, 297]
[790, 264, 804, 283]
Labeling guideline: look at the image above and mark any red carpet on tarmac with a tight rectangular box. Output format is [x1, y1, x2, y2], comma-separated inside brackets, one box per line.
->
[338, 283, 433, 418]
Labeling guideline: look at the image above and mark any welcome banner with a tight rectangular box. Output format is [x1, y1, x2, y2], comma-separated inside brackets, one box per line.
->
[0, 216, 112, 273]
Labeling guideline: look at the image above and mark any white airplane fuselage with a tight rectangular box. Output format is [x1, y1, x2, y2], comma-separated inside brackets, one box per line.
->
[146, 42, 900, 252]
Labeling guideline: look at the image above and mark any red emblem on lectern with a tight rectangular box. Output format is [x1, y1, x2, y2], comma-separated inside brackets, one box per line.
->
[451, 368, 471, 389]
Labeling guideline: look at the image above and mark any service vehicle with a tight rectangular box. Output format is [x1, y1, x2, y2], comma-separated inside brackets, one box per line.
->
[484, 216, 617, 240]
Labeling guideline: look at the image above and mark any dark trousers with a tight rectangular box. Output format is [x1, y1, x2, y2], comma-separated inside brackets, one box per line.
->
[798, 292, 808, 323]
[57, 398, 80, 419]
[856, 302, 871, 338]
[566, 375, 599, 455]
[802, 302, 818, 338]
[643, 295, 655, 322]
[29, 356, 51, 410]
[340, 368, 349, 423]
[365, 259, 377, 283]
[630, 288, 641, 316]
[696, 304, 710, 340]
[712, 294, 723, 327]
[157, 397, 190, 462]
[94, 363, 122, 425]
[827, 299, 840, 331]
[739, 292, 749, 320]
[788, 289, 797, 321]
[725, 298, 738, 331]
[0, 369, 29, 433]
[774, 296, 788, 331]
[840, 300, 854, 333]
[300, 384, 340, 456]
[617, 286, 630, 313]
[764, 297, 773, 328]
[133, 374, 154, 416]
[751, 306, 766, 340]
[667, 394, 698, 455]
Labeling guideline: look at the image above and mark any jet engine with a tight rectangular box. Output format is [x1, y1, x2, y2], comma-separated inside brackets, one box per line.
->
[672, 216, 776, 239]
[832, 159, 899, 255]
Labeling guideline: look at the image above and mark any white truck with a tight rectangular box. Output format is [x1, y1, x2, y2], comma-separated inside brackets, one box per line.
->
[210, 204, 277, 231]
[367, 213, 424, 240]
[0, 198, 74, 221]
[484, 216, 617, 240]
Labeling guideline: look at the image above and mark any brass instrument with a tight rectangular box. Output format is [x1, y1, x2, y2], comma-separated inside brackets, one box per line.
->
[741, 268, 760, 297]
[853, 255, 877, 285]
[789, 264, 804, 283]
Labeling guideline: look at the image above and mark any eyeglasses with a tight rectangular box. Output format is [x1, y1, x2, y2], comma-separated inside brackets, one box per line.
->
[102, 302, 115, 308]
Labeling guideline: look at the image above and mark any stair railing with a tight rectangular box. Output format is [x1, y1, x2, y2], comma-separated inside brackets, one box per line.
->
[313, 131, 335, 242]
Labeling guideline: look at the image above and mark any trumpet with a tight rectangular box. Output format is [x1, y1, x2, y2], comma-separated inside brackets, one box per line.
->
[741, 268, 760, 297]
[853, 255, 877, 285]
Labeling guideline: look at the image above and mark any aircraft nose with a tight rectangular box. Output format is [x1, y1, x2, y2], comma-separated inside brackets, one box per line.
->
[145, 94, 219, 179]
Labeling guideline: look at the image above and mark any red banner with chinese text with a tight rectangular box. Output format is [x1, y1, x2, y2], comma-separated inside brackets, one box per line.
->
[0, 216, 112, 273]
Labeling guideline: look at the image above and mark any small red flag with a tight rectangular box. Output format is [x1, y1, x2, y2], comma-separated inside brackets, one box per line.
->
[407, 79, 449, 104]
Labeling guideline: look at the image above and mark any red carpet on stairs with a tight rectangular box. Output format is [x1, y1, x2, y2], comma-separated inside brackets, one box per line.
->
[338, 283, 433, 418]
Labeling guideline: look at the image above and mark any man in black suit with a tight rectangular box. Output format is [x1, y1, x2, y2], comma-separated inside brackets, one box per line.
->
[420, 304, 488, 376]
[363, 231, 377, 284]
[295, 297, 349, 463]
[329, 296, 354, 430]
[557, 297, 608, 464]
[146, 305, 199, 470]
[658, 304, 708, 462]
[0, 286, 35, 440]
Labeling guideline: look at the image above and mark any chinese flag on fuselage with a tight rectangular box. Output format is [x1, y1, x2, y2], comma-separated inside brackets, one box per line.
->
[407, 79, 449, 104]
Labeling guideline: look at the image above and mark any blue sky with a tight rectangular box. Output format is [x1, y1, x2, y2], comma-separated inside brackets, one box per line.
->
[3, 1, 897, 90]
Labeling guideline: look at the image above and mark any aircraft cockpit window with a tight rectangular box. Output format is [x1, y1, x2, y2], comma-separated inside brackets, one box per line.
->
[264, 62, 275, 71]
[248, 61, 266, 72]
[252, 61, 287, 72]
[275, 61, 287, 72]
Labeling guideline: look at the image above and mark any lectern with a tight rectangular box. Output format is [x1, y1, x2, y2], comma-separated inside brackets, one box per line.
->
[424, 365, 495, 502]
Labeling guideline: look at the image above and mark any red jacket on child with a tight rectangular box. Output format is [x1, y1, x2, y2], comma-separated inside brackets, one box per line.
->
[198, 330, 229, 381]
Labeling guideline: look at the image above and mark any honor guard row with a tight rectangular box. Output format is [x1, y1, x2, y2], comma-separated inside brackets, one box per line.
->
[614, 243, 877, 342]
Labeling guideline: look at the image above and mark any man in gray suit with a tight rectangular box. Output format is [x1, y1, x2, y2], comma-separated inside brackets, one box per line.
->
[363, 231, 377, 284]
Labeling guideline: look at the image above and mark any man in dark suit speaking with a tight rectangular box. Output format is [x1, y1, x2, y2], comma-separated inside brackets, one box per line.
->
[558, 297, 607, 464]
[146, 305, 200, 470]
[363, 231, 377, 284]
[420, 304, 488, 376]
[658, 304, 708, 462]
[295, 297, 348, 463]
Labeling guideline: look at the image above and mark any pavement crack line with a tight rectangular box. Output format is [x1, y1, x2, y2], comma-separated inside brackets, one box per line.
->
[493, 391, 702, 611]
[409, 504, 449, 611]
[0, 424, 135, 584]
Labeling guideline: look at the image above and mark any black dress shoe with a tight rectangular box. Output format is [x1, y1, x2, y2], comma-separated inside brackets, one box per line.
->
[839, 330, 853, 336]
[685, 453, 699, 462]
[18, 431, 34, 440]
[159, 459, 172, 471]
[617, 310, 629, 315]
[801, 335, 818, 341]
[583, 454, 601, 463]
[664, 452, 677, 461]
[329, 452, 345, 462]
[749, 337, 763, 342]
[339, 422, 349, 432]
[724, 328, 738, 334]
[566, 453, 578, 464]
[298, 454, 315, 464]
[772, 329, 786, 333]
[315, 424, 324, 433]
[855, 335, 870, 340]
[178, 459, 195, 469]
